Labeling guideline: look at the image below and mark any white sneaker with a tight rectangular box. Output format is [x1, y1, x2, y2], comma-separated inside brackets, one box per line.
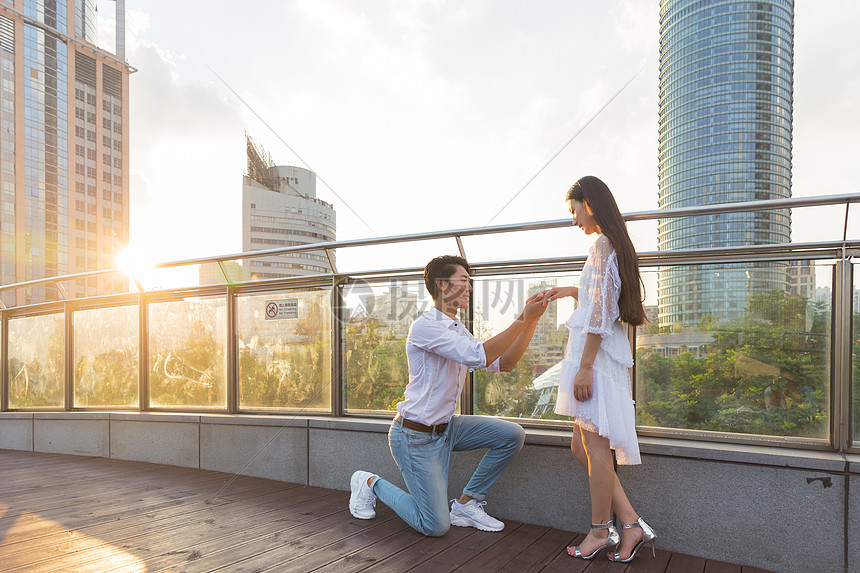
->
[349, 470, 378, 519]
[449, 499, 504, 532]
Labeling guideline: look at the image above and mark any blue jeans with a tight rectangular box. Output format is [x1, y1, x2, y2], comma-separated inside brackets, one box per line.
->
[371, 415, 525, 537]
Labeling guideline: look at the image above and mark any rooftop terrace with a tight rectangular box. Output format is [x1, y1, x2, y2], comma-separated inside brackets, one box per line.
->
[0, 450, 776, 573]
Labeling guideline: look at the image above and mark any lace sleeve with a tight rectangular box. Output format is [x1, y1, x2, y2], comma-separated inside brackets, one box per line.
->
[583, 236, 621, 338]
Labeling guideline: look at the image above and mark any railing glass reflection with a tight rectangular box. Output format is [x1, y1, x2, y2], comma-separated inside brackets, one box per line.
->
[7, 313, 65, 408]
[237, 290, 331, 411]
[148, 298, 227, 409]
[472, 273, 578, 421]
[74, 305, 139, 408]
[854, 264, 860, 443]
[342, 280, 422, 412]
[637, 262, 831, 440]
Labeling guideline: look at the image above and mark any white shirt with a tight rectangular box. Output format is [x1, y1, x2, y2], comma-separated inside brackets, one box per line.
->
[397, 307, 500, 426]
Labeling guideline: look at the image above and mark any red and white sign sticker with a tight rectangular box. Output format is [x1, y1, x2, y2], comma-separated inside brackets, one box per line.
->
[264, 299, 298, 320]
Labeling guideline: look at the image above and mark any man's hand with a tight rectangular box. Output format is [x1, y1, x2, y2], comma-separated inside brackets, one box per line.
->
[522, 298, 547, 322]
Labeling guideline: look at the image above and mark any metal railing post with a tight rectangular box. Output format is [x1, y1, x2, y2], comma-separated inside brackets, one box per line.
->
[332, 277, 345, 416]
[1, 311, 7, 412]
[65, 303, 73, 411]
[832, 258, 853, 451]
[139, 293, 148, 411]
[226, 287, 238, 413]
[462, 277, 475, 416]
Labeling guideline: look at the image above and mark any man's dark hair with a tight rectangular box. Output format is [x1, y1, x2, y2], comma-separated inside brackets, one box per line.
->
[424, 255, 470, 301]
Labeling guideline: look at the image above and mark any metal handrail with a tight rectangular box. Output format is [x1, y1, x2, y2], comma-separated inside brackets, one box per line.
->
[1, 193, 858, 297]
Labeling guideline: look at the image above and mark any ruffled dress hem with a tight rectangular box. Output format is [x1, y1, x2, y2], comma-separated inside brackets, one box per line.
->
[554, 359, 641, 466]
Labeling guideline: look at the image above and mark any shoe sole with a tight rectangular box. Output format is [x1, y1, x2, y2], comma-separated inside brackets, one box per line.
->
[349, 472, 376, 519]
[450, 516, 503, 532]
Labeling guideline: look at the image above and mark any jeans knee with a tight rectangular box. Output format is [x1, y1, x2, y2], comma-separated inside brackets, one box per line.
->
[420, 519, 450, 537]
[509, 424, 526, 450]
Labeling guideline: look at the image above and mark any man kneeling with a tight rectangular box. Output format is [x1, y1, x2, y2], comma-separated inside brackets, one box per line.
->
[349, 255, 545, 536]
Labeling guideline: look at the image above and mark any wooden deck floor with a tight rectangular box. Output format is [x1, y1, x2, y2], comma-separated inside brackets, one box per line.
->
[0, 450, 773, 573]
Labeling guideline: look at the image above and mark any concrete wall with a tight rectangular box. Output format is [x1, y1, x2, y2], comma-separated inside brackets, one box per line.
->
[1, 412, 856, 573]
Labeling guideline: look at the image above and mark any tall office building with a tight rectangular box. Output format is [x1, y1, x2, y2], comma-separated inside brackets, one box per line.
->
[0, 0, 129, 306]
[657, 0, 794, 329]
[526, 279, 566, 371]
[242, 136, 336, 280]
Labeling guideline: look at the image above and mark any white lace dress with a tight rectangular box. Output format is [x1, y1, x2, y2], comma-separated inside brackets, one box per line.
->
[554, 235, 641, 465]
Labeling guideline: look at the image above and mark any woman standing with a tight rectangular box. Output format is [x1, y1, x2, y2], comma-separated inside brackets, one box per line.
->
[531, 176, 656, 562]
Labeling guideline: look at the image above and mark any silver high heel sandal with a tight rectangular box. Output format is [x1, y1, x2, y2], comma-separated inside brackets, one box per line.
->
[608, 517, 657, 562]
[566, 520, 620, 560]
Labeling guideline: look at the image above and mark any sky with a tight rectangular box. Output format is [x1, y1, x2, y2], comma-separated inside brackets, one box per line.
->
[99, 0, 860, 282]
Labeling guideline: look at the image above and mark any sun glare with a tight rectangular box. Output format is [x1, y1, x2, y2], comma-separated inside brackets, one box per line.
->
[115, 247, 156, 290]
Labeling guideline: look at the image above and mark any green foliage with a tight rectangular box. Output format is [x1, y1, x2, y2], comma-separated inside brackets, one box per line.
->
[75, 349, 139, 407]
[238, 294, 332, 410]
[239, 334, 331, 410]
[7, 324, 65, 408]
[637, 290, 830, 438]
[344, 320, 409, 411]
[149, 333, 225, 408]
[474, 352, 541, 418]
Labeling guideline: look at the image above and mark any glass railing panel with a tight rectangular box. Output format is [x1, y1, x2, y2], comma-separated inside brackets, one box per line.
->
[853, 263, 859, 443]
[473, 272, 578, 421]
[242, 251, 332, 282]
[636, 260, 832, 440]
[461, 228, 581, 265]
[237, 289, 331, 411]
[790, 204, 855, 243]
[68, 273, 133, 299]
[133, 266, 203, 291]
[343, 279, 431, 413]
[198, 260, 249, 286]
[7, 313, 65, 408]
[73, 305, 139, 408]
[148, 297, 227, 409]
[335, 239, 455, 276]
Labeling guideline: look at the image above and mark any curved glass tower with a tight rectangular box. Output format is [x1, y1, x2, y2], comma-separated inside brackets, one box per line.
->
[657, 0, 794, 329]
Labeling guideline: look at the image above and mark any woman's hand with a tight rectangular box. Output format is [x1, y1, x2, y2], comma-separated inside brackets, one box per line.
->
[574, 365, 594, 402]
[526, 286, 578, 306]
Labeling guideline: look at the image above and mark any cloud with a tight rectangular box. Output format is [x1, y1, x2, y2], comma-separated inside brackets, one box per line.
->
[125, 9, 246, 259]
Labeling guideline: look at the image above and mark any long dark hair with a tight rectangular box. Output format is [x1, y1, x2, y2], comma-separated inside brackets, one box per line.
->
[567, 176, 646, 326]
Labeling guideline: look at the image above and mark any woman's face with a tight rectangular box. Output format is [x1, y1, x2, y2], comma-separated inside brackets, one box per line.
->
[568, 199, 599, 235]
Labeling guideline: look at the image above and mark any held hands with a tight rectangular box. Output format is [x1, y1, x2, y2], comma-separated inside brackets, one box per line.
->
[522, 298, 547, 322]
[573, 365, 593, 402]
[526, 286, 578, 307]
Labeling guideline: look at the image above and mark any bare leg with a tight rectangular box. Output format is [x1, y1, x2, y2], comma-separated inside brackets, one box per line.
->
[571, 427, 614, 555]
[568, 426, 643, 559]
[570, 425, 588, 469]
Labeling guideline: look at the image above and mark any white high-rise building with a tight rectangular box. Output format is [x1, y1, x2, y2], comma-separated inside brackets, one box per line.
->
[242, 137, 336, 280]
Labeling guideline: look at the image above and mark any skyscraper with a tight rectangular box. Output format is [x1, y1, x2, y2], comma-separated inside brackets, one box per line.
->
[242, 136, 336, 280]
[0, 0, 130, 306]
[526, 279, 565, 371]
[657, 0, 794, 329]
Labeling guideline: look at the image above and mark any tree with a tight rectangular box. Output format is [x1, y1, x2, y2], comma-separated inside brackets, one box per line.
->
[636, 289, 829, 438]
